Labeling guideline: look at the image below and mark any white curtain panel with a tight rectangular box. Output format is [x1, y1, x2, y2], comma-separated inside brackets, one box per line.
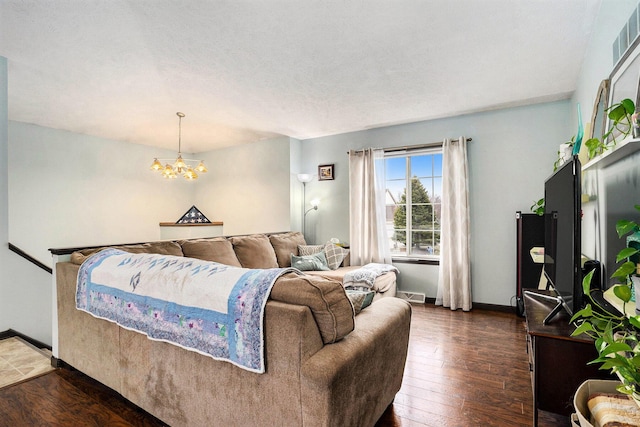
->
[348, 148, 392, 265]
[436, 137, 472, 311]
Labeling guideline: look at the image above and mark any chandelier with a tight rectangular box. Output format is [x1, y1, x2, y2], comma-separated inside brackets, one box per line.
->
[150, 112, 208, 180]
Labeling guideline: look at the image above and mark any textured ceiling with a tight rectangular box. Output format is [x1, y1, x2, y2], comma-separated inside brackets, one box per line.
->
[0, 1, 601, 153]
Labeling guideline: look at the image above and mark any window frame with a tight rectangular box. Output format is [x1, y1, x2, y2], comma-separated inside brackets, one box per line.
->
[384, 147, 443, 262]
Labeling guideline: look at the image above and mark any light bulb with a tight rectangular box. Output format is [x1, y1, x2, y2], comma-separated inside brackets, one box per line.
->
[195, 161, 208, 173]
[150, 158, 163, 172]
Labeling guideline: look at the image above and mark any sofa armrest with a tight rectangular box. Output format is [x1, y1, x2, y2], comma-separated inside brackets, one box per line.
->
[299, 297, 411, 427]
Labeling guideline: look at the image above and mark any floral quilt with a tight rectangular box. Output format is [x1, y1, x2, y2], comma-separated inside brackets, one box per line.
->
[76, 248, 294, 373]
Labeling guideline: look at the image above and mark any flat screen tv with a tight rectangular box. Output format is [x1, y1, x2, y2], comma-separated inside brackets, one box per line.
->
[536, 155, 582, 324]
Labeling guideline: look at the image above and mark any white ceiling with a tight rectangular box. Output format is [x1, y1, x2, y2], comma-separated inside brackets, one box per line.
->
[0, 0, 602, 153]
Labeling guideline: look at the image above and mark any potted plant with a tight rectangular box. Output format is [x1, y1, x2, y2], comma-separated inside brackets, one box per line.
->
[584, 98, 636, 159]
[554, 137, 575, 171]
[530, 198, 544, 216]
[571, 204, 640, 399]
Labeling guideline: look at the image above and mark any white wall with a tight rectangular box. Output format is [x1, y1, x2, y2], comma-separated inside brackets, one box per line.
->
[5, 124, 295, 345]
[7, 121, 201, 344]
[301, 101, 570, 305]
[194, 136, 292, 236]
[0, 56, 9, 332]
[9, 122, 196, 264]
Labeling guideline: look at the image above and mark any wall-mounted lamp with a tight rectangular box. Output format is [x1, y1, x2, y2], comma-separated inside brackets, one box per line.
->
[305, 199, 320, 216]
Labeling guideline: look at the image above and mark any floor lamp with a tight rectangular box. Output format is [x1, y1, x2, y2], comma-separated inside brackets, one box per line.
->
[297, 174, 314, 238]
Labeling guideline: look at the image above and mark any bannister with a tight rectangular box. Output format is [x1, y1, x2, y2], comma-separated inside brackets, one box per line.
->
[8, 243, 53, 274]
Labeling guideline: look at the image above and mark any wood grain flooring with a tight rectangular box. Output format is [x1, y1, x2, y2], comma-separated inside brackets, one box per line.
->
[0, 303, 569, 426]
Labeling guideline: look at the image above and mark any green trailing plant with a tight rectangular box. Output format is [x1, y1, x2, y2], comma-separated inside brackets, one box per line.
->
[571, 204, 640, 397]
[584, 98, 636, 160]
[553, 137, 575, 172]
[530, 198, 544, 216]
[584, 137, 609, 159]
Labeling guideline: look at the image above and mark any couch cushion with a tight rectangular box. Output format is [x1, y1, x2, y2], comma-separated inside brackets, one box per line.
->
[179, 238, 242, 267]
[269, 232, 306, 268]
[270, 272, 354, 344]
[291, 252, 330, 271]
[230, 234, 279, 269]
[70, 241, 183, 265]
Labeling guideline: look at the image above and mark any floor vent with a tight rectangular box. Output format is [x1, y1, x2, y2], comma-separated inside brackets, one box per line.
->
[397, 291, 426, 304]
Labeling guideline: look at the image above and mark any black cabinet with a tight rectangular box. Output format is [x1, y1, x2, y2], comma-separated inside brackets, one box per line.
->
[516, 211, 545, 316]
[524, 292, 611, 425]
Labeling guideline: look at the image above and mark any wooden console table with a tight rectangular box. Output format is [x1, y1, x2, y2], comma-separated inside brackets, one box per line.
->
[159, 222, 223, 240]
[524, 291, 611, 426]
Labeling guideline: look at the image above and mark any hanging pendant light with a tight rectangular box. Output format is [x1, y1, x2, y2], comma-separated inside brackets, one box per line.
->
[150, 112, 208, 181]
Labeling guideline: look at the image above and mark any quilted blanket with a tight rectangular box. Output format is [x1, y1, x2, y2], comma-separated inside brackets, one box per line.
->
[343, 263, 398, 290]
[76, 249, 294, 373]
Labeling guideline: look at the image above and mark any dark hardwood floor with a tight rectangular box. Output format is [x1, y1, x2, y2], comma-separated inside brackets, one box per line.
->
[0, 304, 569, 426]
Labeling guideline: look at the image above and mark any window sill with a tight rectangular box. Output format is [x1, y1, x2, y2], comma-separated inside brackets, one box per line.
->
[391, 257, 440, 266]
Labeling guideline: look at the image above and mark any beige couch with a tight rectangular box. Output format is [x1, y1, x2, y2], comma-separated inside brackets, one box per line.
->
[70, 231, 397, 300]
[54, 233, 411, 426]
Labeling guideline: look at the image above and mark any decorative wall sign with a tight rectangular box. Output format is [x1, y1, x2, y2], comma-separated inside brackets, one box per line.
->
[318, 164, 334, 181]
[588, 79, 609, 141]
[176, 205, 211, 224]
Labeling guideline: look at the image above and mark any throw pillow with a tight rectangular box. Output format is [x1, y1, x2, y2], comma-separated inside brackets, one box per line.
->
[291, 252, 331, 271]
[346, 290, 375, 314]
[269, 232, 306, 268]
[179, 238, 242, 267]
[298, 244, 324, 256]
[324, 242, 350, 270]
[270, 272, 355, 344]
[230, 234, 279, 269]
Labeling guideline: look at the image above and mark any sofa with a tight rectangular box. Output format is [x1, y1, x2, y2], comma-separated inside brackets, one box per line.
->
[70, 231, 397, 301]
[54, 232, 411, 426]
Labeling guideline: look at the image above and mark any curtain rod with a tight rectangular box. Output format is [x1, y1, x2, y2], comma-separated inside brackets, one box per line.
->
[348, 137, 472, 155]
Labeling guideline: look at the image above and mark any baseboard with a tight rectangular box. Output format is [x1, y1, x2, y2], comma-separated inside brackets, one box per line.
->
[51, 356, 71, 369]
[397, 291, 426, 303]
[0, 329, 52, 351]
[419, 299, 513, 313]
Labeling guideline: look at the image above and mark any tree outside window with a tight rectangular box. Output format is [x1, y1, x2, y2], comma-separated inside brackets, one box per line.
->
[385, 152, 442, 258]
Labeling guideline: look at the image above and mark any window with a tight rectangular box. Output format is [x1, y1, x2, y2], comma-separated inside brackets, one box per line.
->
[385, 149, 442, 259]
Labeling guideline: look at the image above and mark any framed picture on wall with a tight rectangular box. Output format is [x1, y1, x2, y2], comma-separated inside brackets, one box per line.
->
[318, 164, 334, 181]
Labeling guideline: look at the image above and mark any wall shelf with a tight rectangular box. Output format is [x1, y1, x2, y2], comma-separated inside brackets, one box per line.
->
[582, 136, 640, 171]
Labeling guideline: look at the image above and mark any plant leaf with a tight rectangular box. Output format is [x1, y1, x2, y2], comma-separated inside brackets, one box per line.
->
[582, 270, 595, 295]
[572, 321, 594, 336]
[617, 220, 638, 237]
[617, 247, 639, 263]
[572, 303, 594, 320]
[630, 316, 640, 330]
[621, 98, 636, 114]
[612, 262, 637, 280]
[609, 104, 627, 122]
[613, 284, 632, 302]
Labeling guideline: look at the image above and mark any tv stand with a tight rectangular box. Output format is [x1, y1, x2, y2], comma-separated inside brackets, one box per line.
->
[524, 290, 571, 325]
[524, 292, 610, 425]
